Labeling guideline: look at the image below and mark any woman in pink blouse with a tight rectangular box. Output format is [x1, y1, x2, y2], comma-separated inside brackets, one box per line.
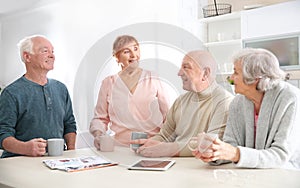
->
[90, 35, 170, 148]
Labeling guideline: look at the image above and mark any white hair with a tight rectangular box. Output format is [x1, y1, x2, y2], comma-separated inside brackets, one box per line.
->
[232, 48, 286, 92]
[17, 34, 47, 63]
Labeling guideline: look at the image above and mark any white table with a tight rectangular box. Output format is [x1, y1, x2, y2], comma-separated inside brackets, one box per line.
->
[0, 146, 300, 188]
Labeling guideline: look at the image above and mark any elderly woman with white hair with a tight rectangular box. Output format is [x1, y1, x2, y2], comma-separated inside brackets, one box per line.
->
[193, 48, 300, 169]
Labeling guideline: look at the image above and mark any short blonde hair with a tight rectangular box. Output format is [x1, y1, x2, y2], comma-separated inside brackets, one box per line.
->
[112, 35, 139, 55]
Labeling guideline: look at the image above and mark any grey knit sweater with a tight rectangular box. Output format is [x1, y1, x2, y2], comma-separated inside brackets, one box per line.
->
[223, 81, 300, 169]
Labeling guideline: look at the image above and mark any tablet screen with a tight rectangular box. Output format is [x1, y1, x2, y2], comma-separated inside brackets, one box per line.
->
[128, 159, 175, 171]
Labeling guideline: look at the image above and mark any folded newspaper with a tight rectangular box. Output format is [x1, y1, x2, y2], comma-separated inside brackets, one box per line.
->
[43, 156, 118, 172]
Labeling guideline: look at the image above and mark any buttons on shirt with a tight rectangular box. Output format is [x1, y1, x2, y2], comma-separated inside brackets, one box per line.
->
[43, 86, 52, 110]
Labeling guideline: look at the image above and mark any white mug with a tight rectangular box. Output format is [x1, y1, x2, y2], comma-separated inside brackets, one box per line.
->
[99, 135, 114, 152]
[47, 138, 64, 156]
[188, 133, 218, 153]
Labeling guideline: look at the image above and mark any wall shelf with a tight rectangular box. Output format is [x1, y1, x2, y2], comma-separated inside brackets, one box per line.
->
[204, 39, 241, 47]
[199, 1, 300, 88]
[199, 11, 242, 74]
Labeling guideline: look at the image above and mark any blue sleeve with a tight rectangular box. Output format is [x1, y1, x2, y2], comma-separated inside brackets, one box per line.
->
[63, 89, 77, 135]
[0, 90, 17, 149]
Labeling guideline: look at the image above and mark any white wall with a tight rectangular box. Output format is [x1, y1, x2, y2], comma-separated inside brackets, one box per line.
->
[0, 0, 203, 135]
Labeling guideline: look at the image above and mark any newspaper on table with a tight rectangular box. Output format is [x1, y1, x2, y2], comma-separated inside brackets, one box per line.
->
[43, 156, 117, 172]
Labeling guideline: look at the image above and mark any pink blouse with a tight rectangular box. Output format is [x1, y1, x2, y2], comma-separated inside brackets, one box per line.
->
[90, 70, 170, 146]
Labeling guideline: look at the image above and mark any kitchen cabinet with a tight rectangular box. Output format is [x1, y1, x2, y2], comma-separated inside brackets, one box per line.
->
[199, 11, 241, 74]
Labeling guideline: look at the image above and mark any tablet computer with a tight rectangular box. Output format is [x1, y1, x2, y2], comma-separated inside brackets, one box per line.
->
[128, 159, 176, 171]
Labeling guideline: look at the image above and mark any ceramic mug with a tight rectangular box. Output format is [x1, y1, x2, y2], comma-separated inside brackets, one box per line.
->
[47, 138, 64, 156]
[99, 135, 115, 152]
[130, 132, 147, 152]
[188, 133, 218, 153]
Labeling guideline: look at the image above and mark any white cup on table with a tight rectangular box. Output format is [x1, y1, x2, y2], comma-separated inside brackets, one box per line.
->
[188, 133, 218, 153]
[47, 138, 64, 156]
[99, 134, 115, 152]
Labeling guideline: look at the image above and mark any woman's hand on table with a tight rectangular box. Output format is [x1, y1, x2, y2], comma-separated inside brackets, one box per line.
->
[192, 138, 240, 163]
